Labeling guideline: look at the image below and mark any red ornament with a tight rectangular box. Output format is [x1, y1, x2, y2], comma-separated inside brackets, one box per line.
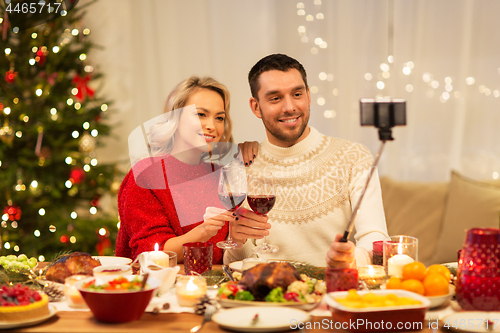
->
[36, 49, 47, 66]
[5, 70, 17, 84]
[72, 73, 95, 101]
[3, 205, 22, 221]
[60, 235, 69, 243]
[70, 167, 85, 184]
[90, 196, 100, 207]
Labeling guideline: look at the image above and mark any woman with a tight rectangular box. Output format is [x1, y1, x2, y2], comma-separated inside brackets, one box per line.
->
[116, 76, 239, 263]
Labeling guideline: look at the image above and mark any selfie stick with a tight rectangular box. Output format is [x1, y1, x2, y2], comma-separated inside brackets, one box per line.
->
[339, 141, 386, 243]
[339, 98, 406, 243]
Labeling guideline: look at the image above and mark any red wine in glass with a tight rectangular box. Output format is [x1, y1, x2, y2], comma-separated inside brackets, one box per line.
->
[247, 170, 278, 254]
[247, 195, 276, 215]
[216, 163, 247, 250]
[218, 192, 246, 210]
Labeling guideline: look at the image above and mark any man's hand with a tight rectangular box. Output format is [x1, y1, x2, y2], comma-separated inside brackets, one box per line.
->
[199, 207, 235, 241]
[238, 141, 259, 166]
[326, 233, 356, 268]
[231, 207, 270, 244]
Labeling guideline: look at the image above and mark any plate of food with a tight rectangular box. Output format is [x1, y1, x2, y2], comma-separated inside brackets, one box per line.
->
[217, 262, 325, 311]
[0, 284, 58, 329]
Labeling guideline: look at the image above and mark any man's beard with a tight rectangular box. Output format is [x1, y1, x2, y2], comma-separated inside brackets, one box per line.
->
[260, 106, 309, 145]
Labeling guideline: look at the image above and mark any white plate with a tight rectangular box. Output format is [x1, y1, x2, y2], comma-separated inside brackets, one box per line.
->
[212, 306, 310, 332]
[442, 311, 500, 332]
[229, 261, 243, 272]
[217, 297, 321, 311]
[442, 262, 458, 269]
[93, 256, 132, 266]
[0, 304, 57, 329]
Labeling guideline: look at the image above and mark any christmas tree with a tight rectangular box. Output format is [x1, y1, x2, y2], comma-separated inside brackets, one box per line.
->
[0, 0, 119, 260]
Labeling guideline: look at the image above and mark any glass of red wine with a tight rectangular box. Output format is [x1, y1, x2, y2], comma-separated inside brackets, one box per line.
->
[247, 170, 278, 254]
[216, 163, 247, 250]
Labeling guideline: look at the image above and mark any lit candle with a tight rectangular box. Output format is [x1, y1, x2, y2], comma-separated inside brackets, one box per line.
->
[149, 243, 169, 267]
[175, 276, 207, 307]
[388, 254, 414, 278]
[358, 265, 386, 289]
[64, 275, 89, 308]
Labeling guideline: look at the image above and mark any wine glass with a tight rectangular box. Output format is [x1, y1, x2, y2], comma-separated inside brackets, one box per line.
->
[216, 163, 247, 250]
[247, 170, 278, 254]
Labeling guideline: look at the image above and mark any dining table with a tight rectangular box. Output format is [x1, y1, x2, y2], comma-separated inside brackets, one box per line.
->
[11, 264, 460, 333]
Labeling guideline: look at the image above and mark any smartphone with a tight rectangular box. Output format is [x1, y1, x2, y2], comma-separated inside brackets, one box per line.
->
[360, 98, 406, 128]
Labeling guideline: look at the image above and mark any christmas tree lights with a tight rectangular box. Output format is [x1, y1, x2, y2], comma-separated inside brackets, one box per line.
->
[0, 1, 119, 258]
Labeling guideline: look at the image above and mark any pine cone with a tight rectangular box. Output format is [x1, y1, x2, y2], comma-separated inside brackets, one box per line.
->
[43, 283, 64, 302]
[194, 295, 215, 315]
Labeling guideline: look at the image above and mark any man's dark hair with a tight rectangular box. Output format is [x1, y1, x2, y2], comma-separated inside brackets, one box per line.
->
[248, 54, 308, 100]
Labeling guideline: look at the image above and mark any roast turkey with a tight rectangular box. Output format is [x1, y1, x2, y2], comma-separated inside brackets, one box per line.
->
[45, 252, 101, 283]
[239, 262, 301, 300]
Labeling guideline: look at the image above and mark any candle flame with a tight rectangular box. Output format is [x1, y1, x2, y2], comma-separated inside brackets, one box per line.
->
[154, 243, 159, 252]
[186, 278, 198, 292]
[368, 265, 375, 275]
[397, 243, 403, 255]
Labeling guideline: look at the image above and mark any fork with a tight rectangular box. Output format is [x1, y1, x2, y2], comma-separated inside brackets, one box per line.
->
[190, 304, 217, 333]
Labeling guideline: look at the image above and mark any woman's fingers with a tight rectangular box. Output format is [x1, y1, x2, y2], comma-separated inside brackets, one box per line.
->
[237, 141, 259, 166]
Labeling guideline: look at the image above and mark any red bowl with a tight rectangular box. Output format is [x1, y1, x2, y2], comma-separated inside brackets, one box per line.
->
[325, 289, 430, 333]
[75, 275, 160, 323]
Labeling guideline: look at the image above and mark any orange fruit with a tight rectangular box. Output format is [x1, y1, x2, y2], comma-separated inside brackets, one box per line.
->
[400, 279, 425, 295]
[423, 273, 449, 296]
[402, 262, 427, 281]
[386, 276, 402, 290]
[426, 264, 451, 283]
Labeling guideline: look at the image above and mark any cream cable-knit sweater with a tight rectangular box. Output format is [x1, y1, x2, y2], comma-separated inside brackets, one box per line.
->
[225, 127, 388, 267]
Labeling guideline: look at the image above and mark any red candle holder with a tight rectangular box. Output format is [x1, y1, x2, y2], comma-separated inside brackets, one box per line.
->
[456, 228, 500, 311]
[372, 240, 384, 266]
[325, 267, 359, 292]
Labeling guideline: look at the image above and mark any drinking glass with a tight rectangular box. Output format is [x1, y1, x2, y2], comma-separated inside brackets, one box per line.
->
[216, 163, 247, 250]
[383, 235, 418, 278]
[247, 170, 278, 254]
[183, 242, 213, 275]
[456, 228, 500, 311]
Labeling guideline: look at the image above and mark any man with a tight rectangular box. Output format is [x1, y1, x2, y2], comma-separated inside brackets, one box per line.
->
[226, 54, 388, 268]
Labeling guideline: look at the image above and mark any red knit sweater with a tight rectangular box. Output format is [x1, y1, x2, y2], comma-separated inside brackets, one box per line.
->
[115, 155, 228, 263]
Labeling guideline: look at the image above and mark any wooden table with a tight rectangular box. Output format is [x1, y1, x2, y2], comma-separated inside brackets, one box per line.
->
[11, 312, 446, 332]
[13, 264, 449, 332]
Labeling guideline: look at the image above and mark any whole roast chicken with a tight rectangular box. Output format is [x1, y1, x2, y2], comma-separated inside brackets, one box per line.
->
[239, 262, 301, 301]
[45, 252, 101, 283]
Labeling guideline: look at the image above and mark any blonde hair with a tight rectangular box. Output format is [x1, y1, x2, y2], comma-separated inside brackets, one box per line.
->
[148, 76, 233, 156]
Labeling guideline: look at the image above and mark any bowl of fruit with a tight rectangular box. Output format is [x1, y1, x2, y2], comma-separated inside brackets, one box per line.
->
[75, 275, 160, 323]
[386, 262, 454, 308]
[0, 254, 38, 282]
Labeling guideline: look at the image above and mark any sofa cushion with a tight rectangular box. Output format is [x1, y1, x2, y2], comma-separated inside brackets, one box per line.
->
[432, 171, 500, 264]
[380, 177, 448, 266]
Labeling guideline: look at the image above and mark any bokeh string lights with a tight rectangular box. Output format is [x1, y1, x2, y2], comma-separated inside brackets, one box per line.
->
[294, 1, 500, 121]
